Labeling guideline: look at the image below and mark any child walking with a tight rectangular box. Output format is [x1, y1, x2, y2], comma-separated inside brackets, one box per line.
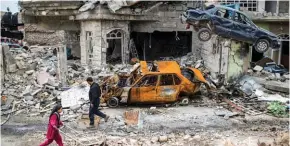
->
[40, 104, 64, 146]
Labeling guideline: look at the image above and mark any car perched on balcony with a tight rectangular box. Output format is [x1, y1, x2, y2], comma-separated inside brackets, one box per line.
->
[181, 5, 281, 53]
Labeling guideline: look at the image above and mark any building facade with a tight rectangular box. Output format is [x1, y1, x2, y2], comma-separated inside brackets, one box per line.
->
[19, 0, 289, 80]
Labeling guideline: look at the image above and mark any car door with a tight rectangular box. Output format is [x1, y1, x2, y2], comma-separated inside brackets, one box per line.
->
[231, 12, 256, 43]
[130, 75, 158, 103]
[211, 8, 234, 37]
[156, 74, 180, 103]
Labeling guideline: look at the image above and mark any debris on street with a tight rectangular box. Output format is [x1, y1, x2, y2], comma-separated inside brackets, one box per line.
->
[1, 1, 290, 146]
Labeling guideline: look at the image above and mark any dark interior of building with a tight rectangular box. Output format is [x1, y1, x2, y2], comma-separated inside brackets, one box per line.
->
[251, 46, 264, 62]
[131, 31, 192, 61]
[106, 39, 122, 64]
[281, 39, 289, 69]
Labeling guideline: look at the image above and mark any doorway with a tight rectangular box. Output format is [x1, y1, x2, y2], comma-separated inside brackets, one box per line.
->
[131, 31, 192, 61]
[106, 29, 123, 64]
[279, 34, 289, 69]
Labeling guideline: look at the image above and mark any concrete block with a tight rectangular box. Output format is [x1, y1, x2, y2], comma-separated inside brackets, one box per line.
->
[253, 65, 263, 72]
[36, 71, 51, 85]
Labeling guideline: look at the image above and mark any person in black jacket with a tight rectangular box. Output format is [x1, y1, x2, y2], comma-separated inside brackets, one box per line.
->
[86, 77, 109, 126]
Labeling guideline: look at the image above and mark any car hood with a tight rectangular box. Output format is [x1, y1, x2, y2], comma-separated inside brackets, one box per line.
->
[259, 27, 278, 38]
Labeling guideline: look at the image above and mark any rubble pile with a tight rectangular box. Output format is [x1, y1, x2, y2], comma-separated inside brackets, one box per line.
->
[212, 75, 289, 117]
[247, 57, 289, 83]
[1, 46, 63, 122]
[176, 52, 200, 68]
[1, 44, 136, 124]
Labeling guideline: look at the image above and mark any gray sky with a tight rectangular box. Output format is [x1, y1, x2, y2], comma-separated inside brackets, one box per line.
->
[1, 0, 19, 13]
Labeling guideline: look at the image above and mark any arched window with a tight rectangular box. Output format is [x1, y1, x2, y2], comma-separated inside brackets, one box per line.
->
[106, 29, 123, 39]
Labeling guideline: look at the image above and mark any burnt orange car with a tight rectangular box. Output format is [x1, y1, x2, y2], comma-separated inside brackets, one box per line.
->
[102, 61, 209, 107]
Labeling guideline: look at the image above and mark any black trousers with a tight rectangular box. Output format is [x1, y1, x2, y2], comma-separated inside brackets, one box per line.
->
[89, 101, 106, 125]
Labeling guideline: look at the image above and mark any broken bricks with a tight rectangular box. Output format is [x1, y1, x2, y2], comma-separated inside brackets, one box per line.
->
[124, 110, 140, 126]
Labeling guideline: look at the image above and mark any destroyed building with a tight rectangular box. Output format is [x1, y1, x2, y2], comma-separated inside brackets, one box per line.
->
[19, 0, 289, 81]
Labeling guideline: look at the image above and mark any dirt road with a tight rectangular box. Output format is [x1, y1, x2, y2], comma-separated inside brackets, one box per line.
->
[1, 106, 289, 146]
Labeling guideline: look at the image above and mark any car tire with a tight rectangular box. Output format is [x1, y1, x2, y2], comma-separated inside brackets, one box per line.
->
[198, 28, 212, 42]
[180, 96, 189, 106]
[255, 39, 270, 53]
[107, 97, 119, 108]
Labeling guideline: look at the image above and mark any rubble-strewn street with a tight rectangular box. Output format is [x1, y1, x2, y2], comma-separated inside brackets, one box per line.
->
[1, 106, 289, 146]
[1, 44, 289, 146]
[1, 0, 290, 146]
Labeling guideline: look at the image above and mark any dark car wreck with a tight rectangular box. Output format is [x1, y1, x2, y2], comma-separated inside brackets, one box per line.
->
[181, 5, 281, 53]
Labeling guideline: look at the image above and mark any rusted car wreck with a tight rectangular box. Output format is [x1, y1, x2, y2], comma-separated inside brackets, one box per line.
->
[100, 61, 209, 107]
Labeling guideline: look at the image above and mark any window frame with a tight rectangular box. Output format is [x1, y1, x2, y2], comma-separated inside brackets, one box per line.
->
[134, 75, 158, 87]
[159, 74, 175, 86]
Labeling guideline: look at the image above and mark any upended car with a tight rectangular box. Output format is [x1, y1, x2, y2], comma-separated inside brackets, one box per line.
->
[181, 5, 281, 53]
[100, 61, 209, 107]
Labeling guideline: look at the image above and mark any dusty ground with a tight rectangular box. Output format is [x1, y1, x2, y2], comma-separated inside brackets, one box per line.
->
[1, 105, 289, 146]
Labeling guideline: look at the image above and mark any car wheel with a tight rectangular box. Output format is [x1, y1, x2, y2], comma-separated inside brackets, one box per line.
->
[180, 96, 189, 106]
[255, 39, 270, 53]
[107, 97, 119, 107]
[198, 28, 212, 42]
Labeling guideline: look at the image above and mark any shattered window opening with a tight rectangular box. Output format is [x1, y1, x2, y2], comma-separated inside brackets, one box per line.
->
[173, 74, 181, 85]
[234, 12, 248, 25]
[160, 74, 174, 86]
[215, 8, 233, 20]
[135, 75, 158, 87]
[86, 31, 92, 40]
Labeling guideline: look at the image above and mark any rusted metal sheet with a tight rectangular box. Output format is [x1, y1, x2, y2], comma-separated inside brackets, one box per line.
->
[156, 61, 181, 73]
[140, 61, 149, 74]
[156, 86, 179, 102]
[190, 68, 207, 83]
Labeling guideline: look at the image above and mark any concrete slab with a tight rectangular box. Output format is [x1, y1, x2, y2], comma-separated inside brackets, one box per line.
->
[252, 77, 289, 93]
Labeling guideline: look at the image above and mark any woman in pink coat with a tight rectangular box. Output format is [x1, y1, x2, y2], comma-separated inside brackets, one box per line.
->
[40, 104, 64, 146]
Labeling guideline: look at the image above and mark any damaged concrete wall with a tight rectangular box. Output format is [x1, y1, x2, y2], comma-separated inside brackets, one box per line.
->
[22, 15, 80, 47]
[197, 35, 250, 81]
[80, 20, 130, 66]
[80, 20, 102, 66]
[199, 35, 221, 73]
[131, 2, 197, 32]
[227, 41, 251, 81]
[24, 24, 66, 45]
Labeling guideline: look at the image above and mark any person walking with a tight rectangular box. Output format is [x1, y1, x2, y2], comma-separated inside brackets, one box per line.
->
[86, 77, 109, 127]
[40, 104, 64, 146]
